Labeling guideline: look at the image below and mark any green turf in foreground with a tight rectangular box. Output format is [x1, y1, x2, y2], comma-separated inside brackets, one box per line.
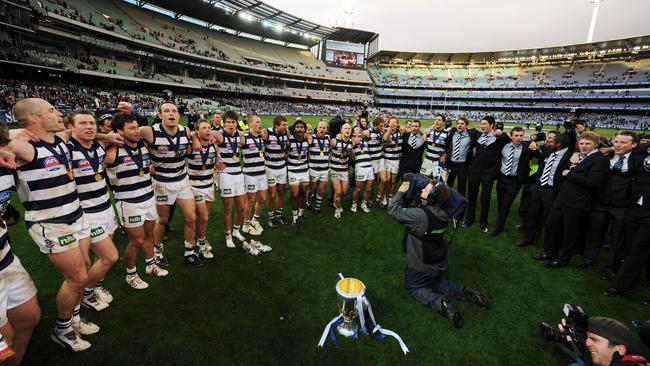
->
[12, 184, 648, 365]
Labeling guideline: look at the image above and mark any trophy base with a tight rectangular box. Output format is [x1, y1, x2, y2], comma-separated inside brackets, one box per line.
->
[337, 321, 358, 338]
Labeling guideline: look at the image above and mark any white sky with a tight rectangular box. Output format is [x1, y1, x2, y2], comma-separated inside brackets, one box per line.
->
[264, 0, 650, 52]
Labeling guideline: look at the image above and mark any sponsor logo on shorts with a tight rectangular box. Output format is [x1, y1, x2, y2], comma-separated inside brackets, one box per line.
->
[267, 178, 275, 184]
[223, 188, 232, 194]
[357, 175, 364, 180]
[90, 227, 105, 238]
[57, 234, 76, 246]
[289, 177, 297, 183]
[44, 238, 55, 249]
[194, 195, 204, 202]
[128, 215, 142, 224]
[247, 184, 256, 190]
[156, 195, 168, 202]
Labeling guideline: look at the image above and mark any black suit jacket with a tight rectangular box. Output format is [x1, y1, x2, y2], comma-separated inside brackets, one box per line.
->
[444, 128, 481, 166]
[399, 132, 426, 173]
[628, 143, 650, 209]
[509, 141, 541, 183]
[554, 152, 610, 211]
[536, 148, 574, 197]
[595, 152, 638, 209]
[468, 133, 511, 176]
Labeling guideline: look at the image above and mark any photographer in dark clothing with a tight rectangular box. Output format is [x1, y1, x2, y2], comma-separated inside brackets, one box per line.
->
[387, 177, 489, 329]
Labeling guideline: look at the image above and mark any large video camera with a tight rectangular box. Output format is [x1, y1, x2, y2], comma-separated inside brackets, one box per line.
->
[402, 173, 430, 201]
[540, 304, 589, 359]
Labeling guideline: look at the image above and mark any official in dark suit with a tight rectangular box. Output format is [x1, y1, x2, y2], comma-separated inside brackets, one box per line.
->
[581, 131, 639, 268]
[605, 142, 650, 295]
[445, 117, 480, 197]
[522, 132, 572, 249]
[543, 132, 610, 268]
[464, 116, 511, 232]
[399, 120, 426, 179]
[491, 127, 540, 236]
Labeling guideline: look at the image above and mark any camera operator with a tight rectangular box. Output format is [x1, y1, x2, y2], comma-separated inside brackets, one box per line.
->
[572, 317, 646, 366]
[387, 177, 488, 329]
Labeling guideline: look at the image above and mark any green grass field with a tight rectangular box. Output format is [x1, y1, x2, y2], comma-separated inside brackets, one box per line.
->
[11, 116, 642, 365]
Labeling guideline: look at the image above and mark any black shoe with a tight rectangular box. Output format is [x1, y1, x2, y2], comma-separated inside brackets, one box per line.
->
[291, 220, 300, 229]
[516, 240, 533, 247]
[490, 229, 501, 237]
[603, 287, 624, 297]
[463, 287, 490, 310]
[268, 218, 278, 228]
[462, 220, 474, 228]
[156, 255, 170, 268]
[298, 215, 307, 224]
[313, 209, 322, 218]
[533, 251, 552, 261]
[276, 215, 288, 225]
[184, 253, 203, 267]
[515, 223, 526, 231]
[439, 297, 463, 329]
[600, 270, 616, 281]
[480, 224, 489, 233]
[544, 260, 567, 269]
[641, 300, 650, 307]
[577, 260, 596, 269]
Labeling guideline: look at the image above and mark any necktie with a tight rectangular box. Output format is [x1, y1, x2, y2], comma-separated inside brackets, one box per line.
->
[479, 134, 488, 146]
[452, 134, 461, 161]
[539, 152, 556, 186]
[504, 144, 516, 175]
[613, 155, 625, 171]
[410, 135, 417, 149]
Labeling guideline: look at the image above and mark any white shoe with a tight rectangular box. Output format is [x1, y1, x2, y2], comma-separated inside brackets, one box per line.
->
[145, 264, 169, 277]
[232, 230, 246, 241]
[126, 274, 149, 290]
[334, 207, 342, 219]
[72, 319, 100, 335]
[382, 196, 388, 206]
[225, 236, 236, 248]
[251, 220, 264, 233]
[199, 245, 214, 259]
[242, 241, 260, 256]
[350, 203, 357, 213]
[51, 329, 91, 352]
[94, 287, 113, 303]
[241, 223, 254, 234]
[250, 239, 272, 252]
[81, 294, 109, 311]
[361, 202, 371, 213]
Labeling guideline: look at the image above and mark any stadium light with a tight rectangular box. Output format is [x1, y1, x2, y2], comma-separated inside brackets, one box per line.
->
[587, 0, 605, 43]
[238, 12, 254, 21]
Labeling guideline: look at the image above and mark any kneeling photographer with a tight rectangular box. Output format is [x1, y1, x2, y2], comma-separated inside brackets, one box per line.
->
[387, 174, 489, 329]
[541, 305, 648, 366]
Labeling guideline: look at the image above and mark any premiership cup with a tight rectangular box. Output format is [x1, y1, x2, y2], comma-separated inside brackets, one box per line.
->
[335, 277, 366, 337]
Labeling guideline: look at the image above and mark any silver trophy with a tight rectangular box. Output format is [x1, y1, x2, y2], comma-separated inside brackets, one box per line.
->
[335, 277, 366, 337]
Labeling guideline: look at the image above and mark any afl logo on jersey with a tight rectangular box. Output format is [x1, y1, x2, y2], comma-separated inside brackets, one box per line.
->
[78, 159, 92, 172]
[0, 190, 11, 204]
[44, 156, 62, 171]
[123, 156, 135, 166]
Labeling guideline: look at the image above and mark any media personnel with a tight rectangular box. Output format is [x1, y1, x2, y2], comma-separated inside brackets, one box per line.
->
[387, 175, 488, 329]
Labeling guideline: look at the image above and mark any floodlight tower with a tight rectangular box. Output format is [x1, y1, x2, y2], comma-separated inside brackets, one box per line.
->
[586, 0, 605, 43]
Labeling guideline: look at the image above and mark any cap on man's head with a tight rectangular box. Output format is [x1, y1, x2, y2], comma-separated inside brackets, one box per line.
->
[588, 317, 637, 351]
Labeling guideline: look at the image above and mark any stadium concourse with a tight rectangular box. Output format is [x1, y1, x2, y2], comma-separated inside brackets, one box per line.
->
[0, 0, 649, 365]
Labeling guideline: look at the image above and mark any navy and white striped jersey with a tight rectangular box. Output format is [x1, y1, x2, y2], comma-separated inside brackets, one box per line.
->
[309, 134, 330, 172]
[0, 169, 15, 272]
[368, 130, 384, 161]
[67, 139, 111, 213]
[425, 129, 449, 162]
[287, 135, 309, 173]
[242, 132, 265, 177]
[149, 124, 190, 183]
[16, 137, 82, 228]
[186, 144, 217, 189]
[106, 142, 154, 203]
[384, 131, 403, 161]
[353, 140, 373, 169]
[264, 128, 287, 170]
[218, 131, 242, 176]
[330, 138, 352, 172]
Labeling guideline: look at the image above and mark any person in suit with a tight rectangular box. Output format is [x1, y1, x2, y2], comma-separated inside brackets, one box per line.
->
[464, 116, 511, 233]
[542, 132, 610, 268]
[519, 131, 571, 248]
[604, 142, 650, 296]
[491, 127, 541, 236]
[581, 131, 639, 269]
[399, 120, 426, 179]
[445, 117, 480, 198]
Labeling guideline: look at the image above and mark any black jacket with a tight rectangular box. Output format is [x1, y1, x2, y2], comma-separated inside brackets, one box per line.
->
[554, 151, 610, 211]
[536, 147, 573, 197]
[509, 141, 541, 183]
[468, 133, 511, 176]
[399, 132, 426, 174]
[444, 127, 481, 166]
[628, 143, 650, 208]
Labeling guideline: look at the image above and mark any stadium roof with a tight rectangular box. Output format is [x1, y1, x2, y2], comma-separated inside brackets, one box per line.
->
[135, 0, 375, 46]
[368, 34, 650, 65]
